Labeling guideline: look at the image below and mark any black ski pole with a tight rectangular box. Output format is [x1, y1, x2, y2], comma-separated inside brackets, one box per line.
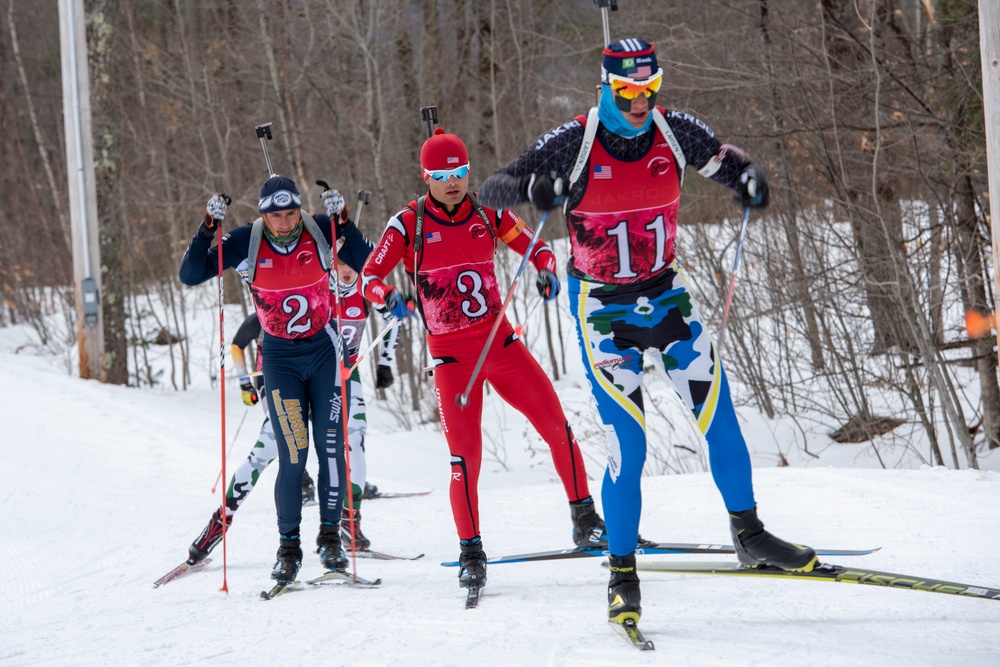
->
[420, 105, 439, 139]
[409, 105, 440, 313]
[593, 0, 617, 48]
[254, 122, 275, 177]
[716, 206, 751, 357]
[355, 190, 372, 227]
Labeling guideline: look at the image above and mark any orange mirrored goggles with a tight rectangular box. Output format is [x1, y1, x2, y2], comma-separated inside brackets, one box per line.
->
[608, 70, 663, 101]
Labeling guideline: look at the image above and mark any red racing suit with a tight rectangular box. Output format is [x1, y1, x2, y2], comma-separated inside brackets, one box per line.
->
[361, 193, 592, 539]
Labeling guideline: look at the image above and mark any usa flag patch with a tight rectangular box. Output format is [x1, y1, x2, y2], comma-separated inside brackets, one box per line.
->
[426, 231, 442, 244]
[593, 165, 613, 180]
[259, 257, 273, 268]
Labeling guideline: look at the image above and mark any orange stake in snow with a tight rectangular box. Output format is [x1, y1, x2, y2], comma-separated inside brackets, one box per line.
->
[965, 310, 998, 339]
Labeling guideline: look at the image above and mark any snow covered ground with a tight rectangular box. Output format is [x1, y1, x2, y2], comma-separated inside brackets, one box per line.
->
[1, 315, 999, 666]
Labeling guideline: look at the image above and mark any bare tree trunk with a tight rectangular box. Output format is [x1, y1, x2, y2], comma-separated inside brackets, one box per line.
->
[89, 0, 128, 384]
[820, 0, 916, 355]
[759, 0, 824, 370]
[953, 176, 1000, 451]
[927, 203, 945, 347]
[475, 4, 496, 166]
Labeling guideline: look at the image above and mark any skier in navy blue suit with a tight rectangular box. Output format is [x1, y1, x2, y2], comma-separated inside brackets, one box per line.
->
[180, 175, 369, 584]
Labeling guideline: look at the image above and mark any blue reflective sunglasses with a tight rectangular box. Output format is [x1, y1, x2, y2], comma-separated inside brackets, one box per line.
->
[423, 164, 470, 181]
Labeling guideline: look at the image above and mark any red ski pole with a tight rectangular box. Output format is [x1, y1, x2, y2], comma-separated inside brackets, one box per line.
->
[216, 216, 229, 593]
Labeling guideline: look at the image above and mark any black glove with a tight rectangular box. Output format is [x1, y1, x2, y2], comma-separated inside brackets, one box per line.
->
[528, 172, 566, 211]
[376, 363, 394, 389]
[737, 166, 769, 209]
[535, 269, 560, 301]
[239, 372, 263, 406]
[385, 288, 416, 320]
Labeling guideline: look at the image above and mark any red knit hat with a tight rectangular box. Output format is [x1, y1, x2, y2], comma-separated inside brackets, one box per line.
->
[419, 127, 469, 171]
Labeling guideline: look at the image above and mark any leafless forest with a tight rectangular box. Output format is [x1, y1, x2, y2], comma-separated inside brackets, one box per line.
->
[0, 0, 995, 468]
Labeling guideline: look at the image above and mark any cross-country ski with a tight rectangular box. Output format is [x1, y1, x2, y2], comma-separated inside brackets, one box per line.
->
[439, 542, 879, 567]
[631, 561, 1000, 602]
[153, 558, 212, 588]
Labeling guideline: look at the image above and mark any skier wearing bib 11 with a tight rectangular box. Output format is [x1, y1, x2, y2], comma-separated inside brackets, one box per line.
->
[479, 38, 816, 624]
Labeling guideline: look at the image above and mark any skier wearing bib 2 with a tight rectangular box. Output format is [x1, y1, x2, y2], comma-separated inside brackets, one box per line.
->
[179, 176, 370, 584]
[186, 193, 398, 562]
[360, 128, 606, 593]
[479, 39, 816, 624]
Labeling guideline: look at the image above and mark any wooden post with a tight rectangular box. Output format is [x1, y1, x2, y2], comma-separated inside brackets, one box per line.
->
[59, 0, 105, 380]
[982, 0, 1000, 365]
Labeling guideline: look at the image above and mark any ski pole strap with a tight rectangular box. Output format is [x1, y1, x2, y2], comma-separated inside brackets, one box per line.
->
[413, 196, 427, 254]
[568, 108, 601, 191]
[412, 195, 427, 309]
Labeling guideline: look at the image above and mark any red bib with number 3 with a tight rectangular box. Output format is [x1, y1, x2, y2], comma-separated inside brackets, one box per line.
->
[416, 203, 502, 335]
[569, 135, 681, 283]
[251, 235, 333, 339]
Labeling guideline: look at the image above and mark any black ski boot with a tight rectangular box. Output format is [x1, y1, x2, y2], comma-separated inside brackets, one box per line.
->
[570, 497, 608, 548]
[636, 535, 656, 548]
[362, 482, 379, 500]
[607, 552, 642, 624]
[188, 507, 232, 562]
[730, 507, 817, 571]
[458, 537, 487, 589]
[301, 470, 316, 505]
[340, 508, 371, 551]
[270, 535, 302, 583]
[317, 521, 349, 572]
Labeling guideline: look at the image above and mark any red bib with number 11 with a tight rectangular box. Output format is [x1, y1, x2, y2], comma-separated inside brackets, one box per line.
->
[251, 235, 333, 339]
[569, 135, 681, 284]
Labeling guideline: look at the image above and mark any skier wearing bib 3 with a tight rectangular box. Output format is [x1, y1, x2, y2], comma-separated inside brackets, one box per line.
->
[479, 39, 816, 624]
[360, 128, 606, 593]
